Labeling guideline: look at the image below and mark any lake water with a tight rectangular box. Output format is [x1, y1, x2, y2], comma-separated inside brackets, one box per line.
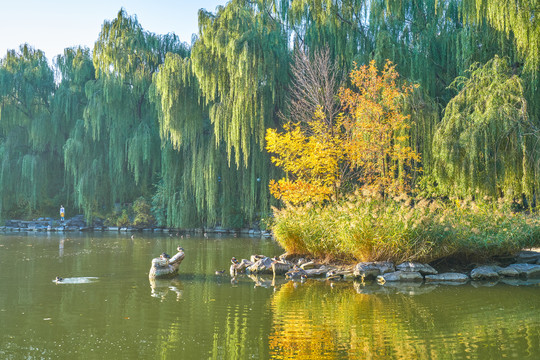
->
[0, 232, 538, 359]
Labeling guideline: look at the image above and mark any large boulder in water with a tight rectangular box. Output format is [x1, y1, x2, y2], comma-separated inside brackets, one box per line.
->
[377, 271, 423, 283]
[396, 262, 438, 275]
[272, 261, 293, 275]
[354, 262, 395, 280]
[425, 273, 469, 283]
[470, 265, 501, 280]
[149, 249, 185, 279]
[502, 263, 540, 278]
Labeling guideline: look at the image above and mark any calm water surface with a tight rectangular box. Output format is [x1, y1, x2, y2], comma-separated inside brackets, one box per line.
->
[0, 232, 538, 359]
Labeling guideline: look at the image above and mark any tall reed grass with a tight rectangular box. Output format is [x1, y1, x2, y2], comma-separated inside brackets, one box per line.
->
[270, 196, 540, 263]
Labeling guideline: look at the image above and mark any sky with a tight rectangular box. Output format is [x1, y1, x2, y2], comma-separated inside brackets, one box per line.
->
[0, 0, 229, 62]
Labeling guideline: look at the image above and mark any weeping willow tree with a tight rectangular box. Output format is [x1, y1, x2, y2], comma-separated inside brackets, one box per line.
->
[432, 56, 539, 202]
[151, 0, 289, 228]
[271, 0, 371, 70]
[53, 47, 95, 210]
[0, 45, 57, 219]
[462, 0, 538, 76]
[462, 0, 539, 122]
[152, 4, 282, 228]
[191, 0, 289, 165]
[64, 9, 187, 220]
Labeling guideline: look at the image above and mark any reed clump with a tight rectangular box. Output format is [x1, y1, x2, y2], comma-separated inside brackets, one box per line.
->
[271, 195, 540, 264]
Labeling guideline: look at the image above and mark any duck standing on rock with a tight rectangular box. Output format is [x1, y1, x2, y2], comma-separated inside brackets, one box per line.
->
[230, 257, 240, 277]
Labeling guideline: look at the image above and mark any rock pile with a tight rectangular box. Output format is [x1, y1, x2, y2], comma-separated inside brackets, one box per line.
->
[229, 249, 540, 287]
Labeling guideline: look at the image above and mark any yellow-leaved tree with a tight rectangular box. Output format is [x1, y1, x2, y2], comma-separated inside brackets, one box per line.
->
[266, 58, 419, 204]
[266, 106, 345, 204]
[340, 60, 420, 197]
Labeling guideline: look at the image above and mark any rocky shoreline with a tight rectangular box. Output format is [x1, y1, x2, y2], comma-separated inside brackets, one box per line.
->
[1, 216, 272, 237]
[229, 249, 540, 287]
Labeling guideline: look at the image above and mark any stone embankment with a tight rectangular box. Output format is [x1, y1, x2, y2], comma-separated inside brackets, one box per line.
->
[1, 217, 271, 237]
[229, 250, 540, 287]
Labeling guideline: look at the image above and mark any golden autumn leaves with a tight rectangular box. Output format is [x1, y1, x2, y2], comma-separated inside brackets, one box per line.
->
[266, 60, 420, 204]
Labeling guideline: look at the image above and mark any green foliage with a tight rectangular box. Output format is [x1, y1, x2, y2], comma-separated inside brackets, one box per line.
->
[132, 197, 155, 227]
[191, 0, 289, 165]
[151, 2, 282, 228]
[433, 56, 538, 202]
[0, 45, 57, 219]
[0, 1, 538, 240]
[116, 209, 131, 228]
[64, 9, 187, 222]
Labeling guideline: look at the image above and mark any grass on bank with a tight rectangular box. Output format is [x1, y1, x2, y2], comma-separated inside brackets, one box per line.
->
[270, 195, 540, 264]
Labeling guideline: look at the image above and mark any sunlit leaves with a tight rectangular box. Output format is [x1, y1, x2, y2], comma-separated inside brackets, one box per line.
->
[266, 115, 344, 204]
[268, 60, 419, 204]
[340, 60, 420, 196]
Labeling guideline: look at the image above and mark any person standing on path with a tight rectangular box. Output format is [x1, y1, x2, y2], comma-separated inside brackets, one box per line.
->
[60, 205, 65, 222]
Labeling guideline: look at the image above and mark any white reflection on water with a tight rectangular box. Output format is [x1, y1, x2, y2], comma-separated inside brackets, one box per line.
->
[52, 277, 99, 284]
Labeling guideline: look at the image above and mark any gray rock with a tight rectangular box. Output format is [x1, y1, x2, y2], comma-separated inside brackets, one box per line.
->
[396, 262, 438, 275]
[300, 261, 319, 270]
[303, 268, 328, 277]
[354, 261, 395, 280]
[285, 267, 308, 280]
[470, 266, 501, 280]
[272, 261, 292, 275]
[515, 250, 540, 264]
[497, 266, 520, 277]
[247, 257, 274, 274]
[377, 271, 423, 283]
[504, 263, 540, 278]
[425, 273, 469, 283]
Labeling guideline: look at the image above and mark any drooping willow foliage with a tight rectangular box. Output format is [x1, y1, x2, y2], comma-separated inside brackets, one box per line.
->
[54, 47, 95, 208]
[191, 0, 289, 165]
[433, 56, 538, 201]
[461, 0, 539, 121]
[152, 47, 277, 228]
[0, 45, 56, 217]
[0, 1, 538, 222]
[63, 10, 188, 220]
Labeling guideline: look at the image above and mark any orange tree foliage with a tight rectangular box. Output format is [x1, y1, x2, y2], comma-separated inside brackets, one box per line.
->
[266, 60, 419, 204]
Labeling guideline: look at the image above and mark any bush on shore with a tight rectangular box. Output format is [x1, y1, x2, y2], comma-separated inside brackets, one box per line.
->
[270, 195, 540, 264]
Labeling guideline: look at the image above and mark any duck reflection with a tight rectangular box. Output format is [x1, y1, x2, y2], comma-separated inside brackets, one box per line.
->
[149, 277, 183, 301]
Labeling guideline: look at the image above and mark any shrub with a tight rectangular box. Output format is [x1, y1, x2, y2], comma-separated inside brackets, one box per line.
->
[271, 196, 540, 263]
[133, 197, 155, 228]
[116, 209, 131, 228]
